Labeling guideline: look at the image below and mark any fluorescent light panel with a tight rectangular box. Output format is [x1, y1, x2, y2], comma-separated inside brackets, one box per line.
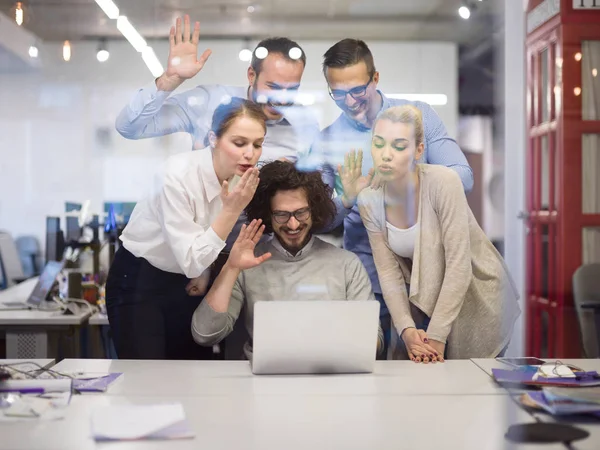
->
[386, 94, 448, 106]
[142, 47, 164, 77]
[117, 16, 147, 52]
[95, 0, 119, 20]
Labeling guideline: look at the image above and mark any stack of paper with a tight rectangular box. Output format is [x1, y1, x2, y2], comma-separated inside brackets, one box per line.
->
[91, 403, 195, 441]
[492, 368, 600, 388]
[0, 378, 72, 394]
[545, 387, 600, 405]
[522, 389, 600, 417]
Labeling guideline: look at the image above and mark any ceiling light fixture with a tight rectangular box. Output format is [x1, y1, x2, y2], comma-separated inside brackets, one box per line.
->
[254, 46, 268, 59]
[142, 46, 164, 77]
[94, 0, 119, 19]
[94, 2, 162, 78]
[14, 2, 24, 26]
[63, 40, 71, 62]
[239, 48, 252, 62]
[247, 5, 255, 13]
[28, 45, 38, 58]
[288, 47, 303, 60]
[458, 5, 471, 19]
[117, 16, 147, 52]
[97, 39, 110, 62]
[239, 38, 252, 62]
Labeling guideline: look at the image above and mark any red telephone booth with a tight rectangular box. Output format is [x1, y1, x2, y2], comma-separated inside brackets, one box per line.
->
[525, 0, 600, 357]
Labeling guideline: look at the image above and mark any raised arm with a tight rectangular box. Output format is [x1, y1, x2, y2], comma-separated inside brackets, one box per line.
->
[425, 169, 472, 346]
[191, 220, 271, 345]
[418, 101, 474, 192]
[115, 15, 212, 139]
[159, 166, 260, 279]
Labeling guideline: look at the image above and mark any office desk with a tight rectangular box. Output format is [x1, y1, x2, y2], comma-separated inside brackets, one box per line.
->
[0, 280, 92, 358]
[471, 358, 600, 377]
[88, 312, 108, 325]
[471, 358, 600, 447]
[52, 359, 511, 396]
[0, 359, 55, 369]
[0, 360, 567, 450]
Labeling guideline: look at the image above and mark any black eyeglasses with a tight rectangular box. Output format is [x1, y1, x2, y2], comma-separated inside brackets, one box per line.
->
[328, 75, 374, 102]
[272, 207, 311, 224]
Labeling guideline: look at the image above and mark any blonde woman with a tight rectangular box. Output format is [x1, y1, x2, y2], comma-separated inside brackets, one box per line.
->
[341, 105, 520, 362]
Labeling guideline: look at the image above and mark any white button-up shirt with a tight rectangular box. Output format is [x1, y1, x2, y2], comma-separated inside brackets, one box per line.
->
[120, 149, 226, 278]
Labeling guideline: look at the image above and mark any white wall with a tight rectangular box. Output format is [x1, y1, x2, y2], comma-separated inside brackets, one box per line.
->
[0, 39, 457, 249]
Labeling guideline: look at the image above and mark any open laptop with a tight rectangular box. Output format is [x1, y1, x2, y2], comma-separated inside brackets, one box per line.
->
[251, 300, 380, 375]
[0, 261, 64, 310]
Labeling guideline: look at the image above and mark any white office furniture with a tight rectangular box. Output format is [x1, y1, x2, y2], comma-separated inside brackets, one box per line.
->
[0, 278, 92, 358]
[0, 359, 577, 450]
[0, 231, 24, 288]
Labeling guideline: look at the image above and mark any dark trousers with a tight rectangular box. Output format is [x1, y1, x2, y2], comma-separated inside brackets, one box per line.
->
[105, 246, 214, 360]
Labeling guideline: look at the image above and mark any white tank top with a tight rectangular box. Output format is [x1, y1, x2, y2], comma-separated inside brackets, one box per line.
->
[386, 221, 418, 259]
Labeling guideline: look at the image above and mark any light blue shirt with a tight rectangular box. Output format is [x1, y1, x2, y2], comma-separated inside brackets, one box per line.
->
[303, 92, 474, 295]
[115, 83, 320, 163]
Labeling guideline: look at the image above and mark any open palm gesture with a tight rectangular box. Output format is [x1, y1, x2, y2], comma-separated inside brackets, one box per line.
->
[165, 15, 212, 81]
[338, 149, 375, 208]
[228, 220, 272, 270]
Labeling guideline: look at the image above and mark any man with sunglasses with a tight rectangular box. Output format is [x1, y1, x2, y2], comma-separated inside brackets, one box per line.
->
[115, 15, 318, 163]
[306, 38, 473, 358]
[191, 161, 382, 359]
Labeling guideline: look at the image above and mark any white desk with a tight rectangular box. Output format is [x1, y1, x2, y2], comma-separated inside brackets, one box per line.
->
[0, 361, 566, 450]
[52, 359, 512, 396]
[0, 359, 54, 369]
[471, 358, 600, 377]
[0, 279, 92, 358]
[471, 358, 600, 448]
[88, 312, 108, 326]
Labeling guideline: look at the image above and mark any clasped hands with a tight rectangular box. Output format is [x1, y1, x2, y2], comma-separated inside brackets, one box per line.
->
[401, 328, 446, 363]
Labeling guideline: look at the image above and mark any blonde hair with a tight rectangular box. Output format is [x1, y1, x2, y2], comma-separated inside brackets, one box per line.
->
[374, 105, 424, 146]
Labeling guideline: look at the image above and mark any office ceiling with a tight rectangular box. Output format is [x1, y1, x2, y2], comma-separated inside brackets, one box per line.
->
[1, 0, 498, 110]
[1, 0, 496, 43]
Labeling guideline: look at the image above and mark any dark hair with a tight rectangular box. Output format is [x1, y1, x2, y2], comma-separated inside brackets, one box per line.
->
[206, 97, 267, 146]
[322, 38, 376, 77]
[251, 37, 306, 74]
[245, 161, 336, 234]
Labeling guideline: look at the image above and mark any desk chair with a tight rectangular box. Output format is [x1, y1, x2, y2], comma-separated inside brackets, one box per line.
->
[573, 263, 600, 358]
[16, 236, 41, 277]
[0, 231, 26, 287]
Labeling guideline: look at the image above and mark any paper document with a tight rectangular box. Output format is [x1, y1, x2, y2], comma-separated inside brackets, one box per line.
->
[91, 403, 195, 441]
[0, 378, 72, 394]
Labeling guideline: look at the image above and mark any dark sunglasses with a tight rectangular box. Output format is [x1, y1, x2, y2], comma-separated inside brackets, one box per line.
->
[328, 75, 374, 102]
[272, 207, 311, 224]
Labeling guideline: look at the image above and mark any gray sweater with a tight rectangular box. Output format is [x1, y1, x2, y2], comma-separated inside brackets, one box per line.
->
[191, 236, 382, 357]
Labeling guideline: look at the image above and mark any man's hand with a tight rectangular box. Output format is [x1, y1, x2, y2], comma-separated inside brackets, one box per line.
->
[156, 15, 212, 92]
[338, 149, 375, 208]
[220, 168, 260, 216]
[186, 270, 210, 297]
[227, 219, 272, 270]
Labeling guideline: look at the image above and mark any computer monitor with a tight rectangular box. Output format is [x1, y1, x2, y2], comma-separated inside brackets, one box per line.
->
[65, 202, 82, 213]
[45, 217, 65, 264]
[65, 216, 82, 242]
[27, 261, 65, 307]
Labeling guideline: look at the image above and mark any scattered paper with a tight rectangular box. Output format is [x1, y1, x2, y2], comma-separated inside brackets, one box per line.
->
[540, 364, 575, 378]
[91, 403, 195, 441]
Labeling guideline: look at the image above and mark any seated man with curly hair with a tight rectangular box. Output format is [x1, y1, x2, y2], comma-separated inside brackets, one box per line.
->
[191, 160, 382, 359]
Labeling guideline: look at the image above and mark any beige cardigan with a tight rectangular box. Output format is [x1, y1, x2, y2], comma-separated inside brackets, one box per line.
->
[357, 164, 521, 359]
